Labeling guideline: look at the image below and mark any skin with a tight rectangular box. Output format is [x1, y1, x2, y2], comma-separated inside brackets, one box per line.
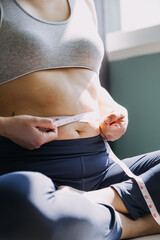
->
[0, 0, 160, 238]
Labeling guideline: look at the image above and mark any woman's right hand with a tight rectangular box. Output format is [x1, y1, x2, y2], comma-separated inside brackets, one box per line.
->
[0, 115, 58, 150]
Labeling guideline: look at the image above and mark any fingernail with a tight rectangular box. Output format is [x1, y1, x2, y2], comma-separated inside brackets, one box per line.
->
[104, 117, 111, 124]
[104, 120, 109, 125]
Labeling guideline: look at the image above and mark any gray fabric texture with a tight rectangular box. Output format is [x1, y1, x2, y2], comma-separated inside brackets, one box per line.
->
[0, 0, 104, 85]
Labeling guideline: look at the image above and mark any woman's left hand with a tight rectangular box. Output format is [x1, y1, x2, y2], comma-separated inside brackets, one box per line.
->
[99, 107, 128, 141]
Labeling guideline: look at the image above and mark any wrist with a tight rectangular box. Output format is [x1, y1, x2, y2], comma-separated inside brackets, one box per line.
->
[0, 116, 11, 137]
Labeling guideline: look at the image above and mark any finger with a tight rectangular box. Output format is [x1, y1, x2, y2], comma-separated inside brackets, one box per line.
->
[100, 122, 121, 135]
[100, 123, 126, 141]
[104, 113, 124, 125]
[109, 124, 126, 137]
[99, 121, 110, 132]
[112, 118, 128, 129]
[34, 118, 58, 134]
[35, 117, 57, 130]
[39, 127, 58, 139]
[34, 126, 58, 145]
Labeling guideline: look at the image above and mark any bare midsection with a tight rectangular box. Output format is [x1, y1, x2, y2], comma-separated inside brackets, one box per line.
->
[0, 68, 101, 139]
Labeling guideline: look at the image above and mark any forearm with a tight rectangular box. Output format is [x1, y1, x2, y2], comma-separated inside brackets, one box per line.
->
[0, 116, 9, 137]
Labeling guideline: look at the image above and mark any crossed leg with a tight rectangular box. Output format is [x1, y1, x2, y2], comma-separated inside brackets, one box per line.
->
[59, 150, 160, 239]
[83, 187, 160, 239]
[97, 150, 160, 239]
[1, 150, 160, 239]
[0, 171, 122, 240]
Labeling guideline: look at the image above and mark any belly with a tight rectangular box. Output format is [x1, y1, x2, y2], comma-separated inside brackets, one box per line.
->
[0, 68, 101, 139]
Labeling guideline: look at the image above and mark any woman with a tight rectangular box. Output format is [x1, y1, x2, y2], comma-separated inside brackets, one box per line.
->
[0, 0, 160, 239]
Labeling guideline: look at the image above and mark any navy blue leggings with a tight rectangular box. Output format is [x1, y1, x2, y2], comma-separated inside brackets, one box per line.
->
[0, 172, 121, 240]
[0, 135, 160, 239]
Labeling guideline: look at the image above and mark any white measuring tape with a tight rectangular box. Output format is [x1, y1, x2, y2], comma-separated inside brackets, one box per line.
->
[105, 142, 160, 225]
[50, 112, 160, 225]
[49, 112, 100, 127]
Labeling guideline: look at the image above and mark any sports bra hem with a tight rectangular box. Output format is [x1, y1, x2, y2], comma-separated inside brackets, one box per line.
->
[0, 66, 98, 86]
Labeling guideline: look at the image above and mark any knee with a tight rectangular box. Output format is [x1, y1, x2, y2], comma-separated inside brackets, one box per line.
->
[0, 172, 56, 240]
[147, 150, 160, 165]
[0, 171, 55, 196]
[0, 172, 32, 204]
[0, 171, 56, 217]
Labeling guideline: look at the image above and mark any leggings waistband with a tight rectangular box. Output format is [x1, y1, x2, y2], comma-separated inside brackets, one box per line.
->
[0, 134, 106, 156]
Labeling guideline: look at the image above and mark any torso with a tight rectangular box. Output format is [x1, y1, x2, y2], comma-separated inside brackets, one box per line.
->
[0, 68, 101, 139]
[0, 0, 102, 140]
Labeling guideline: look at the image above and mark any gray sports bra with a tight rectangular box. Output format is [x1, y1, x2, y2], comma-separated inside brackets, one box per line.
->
[0, 0, 104, 85]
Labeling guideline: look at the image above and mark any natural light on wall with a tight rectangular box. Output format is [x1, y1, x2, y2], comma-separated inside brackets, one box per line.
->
[105, 0, 160, 61]
[120, 0, 160, 32]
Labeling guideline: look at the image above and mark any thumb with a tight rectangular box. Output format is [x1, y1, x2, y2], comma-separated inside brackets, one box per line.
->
[36, 127, 58, 143]
[104, 111, 123, 125]
[35, 118, 57, 132]
[36, 117, 57, 129]
[34, 118, 58, 140]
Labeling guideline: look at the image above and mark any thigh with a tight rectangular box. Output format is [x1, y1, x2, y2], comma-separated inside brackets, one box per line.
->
[99, 150, 160, 188]
[0, 171, 122, 240]
[0, 171, 56, 240]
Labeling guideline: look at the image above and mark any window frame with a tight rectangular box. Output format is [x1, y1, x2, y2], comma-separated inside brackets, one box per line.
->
[104, 0, 160, 61]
